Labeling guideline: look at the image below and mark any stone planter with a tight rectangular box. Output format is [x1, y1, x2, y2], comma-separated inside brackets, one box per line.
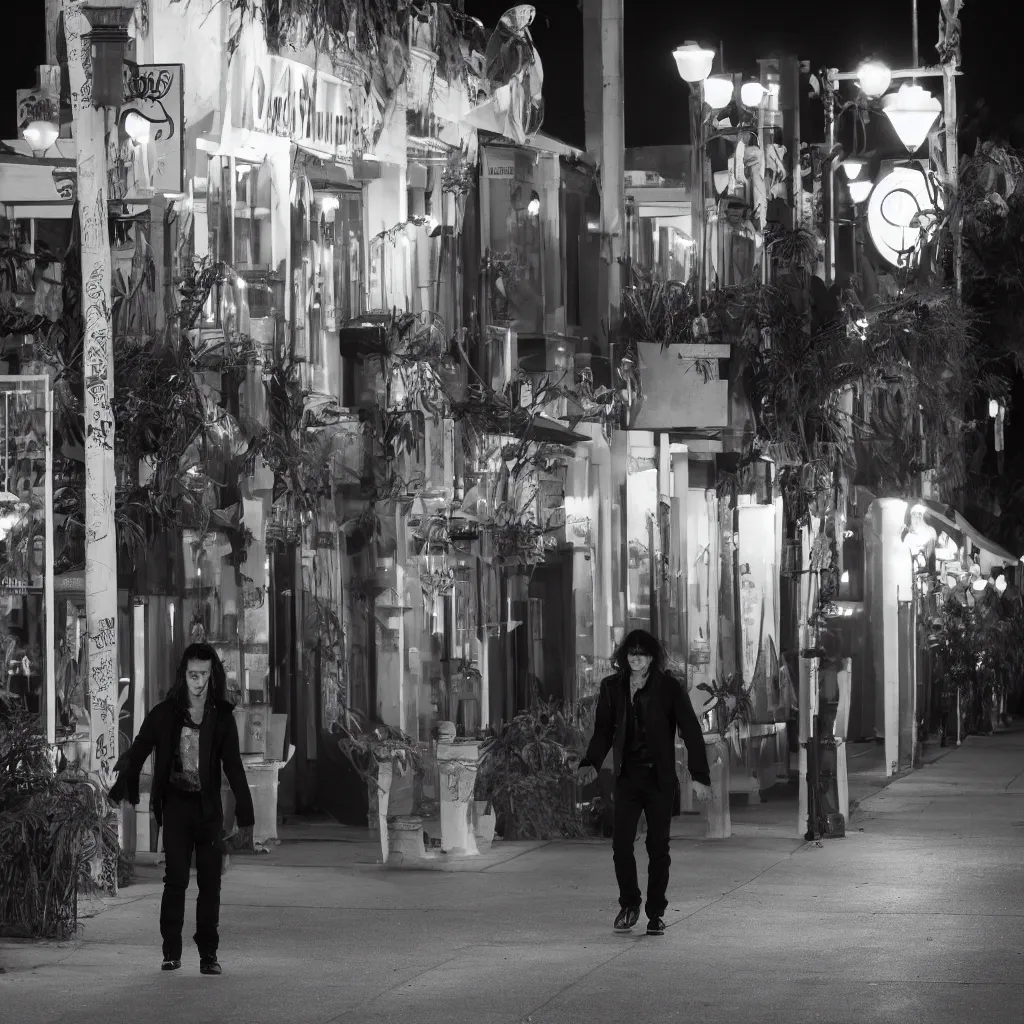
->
[436, 740, 480, 855]
[387, 814, 432, 866]
[704, 733, 732, 839]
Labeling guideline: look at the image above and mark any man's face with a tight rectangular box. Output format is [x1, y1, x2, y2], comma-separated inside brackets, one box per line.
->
[627, 648, 652, 673]
[186, 659, 212, 702]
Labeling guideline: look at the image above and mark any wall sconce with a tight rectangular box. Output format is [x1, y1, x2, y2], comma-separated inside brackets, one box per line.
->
[527, 191, 541, 216]
[82, 2, 138, 108]
[22, 119, 59, 157]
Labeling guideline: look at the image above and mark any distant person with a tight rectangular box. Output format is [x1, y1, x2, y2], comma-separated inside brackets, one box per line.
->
[575, 630, 711, 936]
[108, 642, 254, 975]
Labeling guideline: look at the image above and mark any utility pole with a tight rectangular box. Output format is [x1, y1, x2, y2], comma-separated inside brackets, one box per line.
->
[62, 0, 132, 804]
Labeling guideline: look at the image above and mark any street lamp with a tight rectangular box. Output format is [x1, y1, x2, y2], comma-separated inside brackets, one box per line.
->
[882, 83, 942, 152]
[740, 80, 766, 108]
[856, 60, 892, 99]
[703, 76, 734, 110]
[123, 111, 152, 144]
[847, 179, 873, 204]
[841, 158, 865, 180]
[22, 119, 59, 158]
[672, 41, 714, 83]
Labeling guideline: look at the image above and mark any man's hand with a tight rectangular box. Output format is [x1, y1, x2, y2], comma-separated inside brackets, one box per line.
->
[691, 781, 713, 803]
[238, 825, 255, 851]
[574, 761, 597, 787]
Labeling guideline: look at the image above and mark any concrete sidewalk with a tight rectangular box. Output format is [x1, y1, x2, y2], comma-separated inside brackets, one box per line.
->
[2, 726, 1022, 1024]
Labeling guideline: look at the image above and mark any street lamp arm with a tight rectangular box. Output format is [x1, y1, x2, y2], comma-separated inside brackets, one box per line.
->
[703, 126, 761, 146]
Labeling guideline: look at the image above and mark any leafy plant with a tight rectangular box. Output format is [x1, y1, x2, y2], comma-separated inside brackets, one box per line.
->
[696, 674, 754, 739]
[0, 706, 121, 939]
[474, 699, 586, 840]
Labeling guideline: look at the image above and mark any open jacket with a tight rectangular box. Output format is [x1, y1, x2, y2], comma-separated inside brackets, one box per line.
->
[110, 698, 255, 830]
[581, 670, 711, 791]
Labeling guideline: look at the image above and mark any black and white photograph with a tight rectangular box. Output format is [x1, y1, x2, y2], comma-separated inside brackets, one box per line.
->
[1, 0, 1022, 1021]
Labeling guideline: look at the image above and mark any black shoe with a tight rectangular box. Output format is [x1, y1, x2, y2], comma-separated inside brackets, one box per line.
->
[613, 906, 641, 931]
[646, 916, 666, 936]
[199, 957, 222, 976]
[161, 958, 181, 971]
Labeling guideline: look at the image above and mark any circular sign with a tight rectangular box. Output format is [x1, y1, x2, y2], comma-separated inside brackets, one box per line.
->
[865, 165, 943, 269]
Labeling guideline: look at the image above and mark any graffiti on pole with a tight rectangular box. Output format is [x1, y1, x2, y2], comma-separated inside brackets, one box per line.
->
[63, 0, 120, 809]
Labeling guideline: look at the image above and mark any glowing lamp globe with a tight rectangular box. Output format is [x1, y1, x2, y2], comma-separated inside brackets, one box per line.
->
[847, 179, 873, 204]
[123, 111, 151, 144]
[672, 41, 715, 83]
[882, 84, 942, 153]
[740, 81, 766, 108]
[22, 119, 59, 156]
[856, 60, 892, 99]
[841, 158, 865, 180]
[703, 76, 734, 110]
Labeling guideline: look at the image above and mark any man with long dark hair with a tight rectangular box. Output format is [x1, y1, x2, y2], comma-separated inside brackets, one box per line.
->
[576, 629, 712, 936]
[108, 642, 254, 975]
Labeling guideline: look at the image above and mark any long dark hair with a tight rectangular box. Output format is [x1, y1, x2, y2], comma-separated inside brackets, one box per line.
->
[168, 642, 228, 715]
[611, 629, 667, 677]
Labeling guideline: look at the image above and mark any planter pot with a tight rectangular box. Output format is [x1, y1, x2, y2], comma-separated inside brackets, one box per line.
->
[704, 734, 732, 839]
[387, 814, 431, 865]
[473, 800, 496, 852]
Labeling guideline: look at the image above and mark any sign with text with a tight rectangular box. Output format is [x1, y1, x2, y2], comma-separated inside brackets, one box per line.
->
[108, 63, 185, 201]
[233, 53, 379, 165]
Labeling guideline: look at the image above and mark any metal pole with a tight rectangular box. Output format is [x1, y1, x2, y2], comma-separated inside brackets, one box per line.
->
[824, 76, 836, 286]
[912, 0, 919, 69]
[44, 381, 56, 748]
[942, 64, 962, 299]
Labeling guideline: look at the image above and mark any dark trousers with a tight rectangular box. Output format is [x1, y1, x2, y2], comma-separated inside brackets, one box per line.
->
[612, 763, 673, 919]
[159, 788, 223, 959]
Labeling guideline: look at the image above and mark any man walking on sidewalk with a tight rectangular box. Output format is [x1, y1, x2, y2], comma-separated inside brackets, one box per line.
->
[108, 642, 254, 975]
[576, 630, 712, 935]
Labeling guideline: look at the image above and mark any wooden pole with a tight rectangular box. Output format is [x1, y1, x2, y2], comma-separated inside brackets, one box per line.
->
[63, 1, 121, 803]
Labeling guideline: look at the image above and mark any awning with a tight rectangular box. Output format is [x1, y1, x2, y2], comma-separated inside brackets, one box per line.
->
[526, 415, 591, 445]
[953, 511, 1017, 570]
[917, 498, 1016, 569]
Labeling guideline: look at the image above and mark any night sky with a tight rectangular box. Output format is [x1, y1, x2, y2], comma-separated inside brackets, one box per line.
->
[3, 2, 1019, 145]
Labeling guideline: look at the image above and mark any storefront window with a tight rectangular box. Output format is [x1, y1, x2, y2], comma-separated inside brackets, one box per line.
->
[206, 155, 274, 272]
[482, 146, 552, 334]
[0, 378, 50, 720]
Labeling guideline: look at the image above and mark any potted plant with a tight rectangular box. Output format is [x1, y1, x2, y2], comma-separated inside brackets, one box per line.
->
[333, 708, 424, 862]
[474, 699, 586, 841]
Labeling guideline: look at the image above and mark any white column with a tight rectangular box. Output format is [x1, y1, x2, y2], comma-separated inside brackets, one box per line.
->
[64, 1, 120, 802]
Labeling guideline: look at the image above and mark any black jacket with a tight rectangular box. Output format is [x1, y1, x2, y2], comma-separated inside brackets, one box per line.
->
[110, 698, 255, 829]
[581, 671, 712, 791]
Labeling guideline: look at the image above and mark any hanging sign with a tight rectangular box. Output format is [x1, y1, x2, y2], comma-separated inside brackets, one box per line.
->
[107, 63, 185, 201]
[16, 65, 61, 133]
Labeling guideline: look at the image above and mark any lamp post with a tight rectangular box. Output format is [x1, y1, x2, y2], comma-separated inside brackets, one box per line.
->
[62, 0, 136, 843]
[827, 61, 960, 289]
[672, 42, 715, 311]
